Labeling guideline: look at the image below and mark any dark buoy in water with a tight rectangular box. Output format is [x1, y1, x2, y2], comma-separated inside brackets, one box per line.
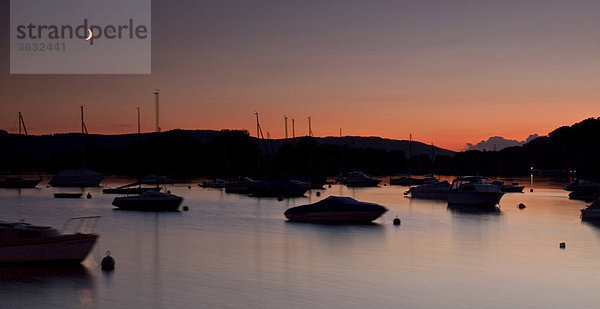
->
[393, 217, 401, 225]
[530, 188, 534, 192]
[167, 190, 171, 194]
[316, 191, 321, 197]
[188, 186, 191, 189]
[384, 183, 387, 186]
[101, 251, 115, 271]
[46, 185, 50, 188]
[183, 205, 189, 211]
[559, 242, 566, 249]
[328, 184, 332, 188]
[518, 203, 526, 209]
[86, 193, 92, 199]
[277, 196, 284, 201]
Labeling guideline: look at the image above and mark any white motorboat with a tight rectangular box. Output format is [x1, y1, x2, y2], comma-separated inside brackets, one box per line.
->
[447, 176, 504, 208]
[0, 216, 99, 264]
[581, 198, 600, 220]
[404, 180, 451, 199]
[112, 191, 183, 211]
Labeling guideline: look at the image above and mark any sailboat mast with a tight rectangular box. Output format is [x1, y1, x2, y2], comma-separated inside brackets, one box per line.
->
[284, 115, 288, 139]
[308, 116, 313, 137]
[18, 112, 28, 135]
[80, 106, 88, 134]
[154, 89, 160, 132]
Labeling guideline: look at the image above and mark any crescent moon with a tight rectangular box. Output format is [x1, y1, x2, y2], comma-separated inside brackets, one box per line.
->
[85, 29, 93, 40]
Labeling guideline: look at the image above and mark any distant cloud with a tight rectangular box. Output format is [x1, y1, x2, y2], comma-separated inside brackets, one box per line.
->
[466, 134, 540, 151]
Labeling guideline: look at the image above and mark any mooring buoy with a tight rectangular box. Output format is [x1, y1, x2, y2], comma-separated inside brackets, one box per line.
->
[316, 191, 321, 197]
[277, 196, 284, 201]
[183, 205, 189, 211]
[530, 188, 534, 192]
[101, 251, 115, 271]
[518, 203, 526, 209]
[559, 242, 566, 249]
[188, 186, 191, 189]
[393, 217, 401, 225]
[86, 193, 92, 199]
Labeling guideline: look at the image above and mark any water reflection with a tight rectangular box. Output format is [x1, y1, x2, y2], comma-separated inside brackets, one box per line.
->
[0, 265, 95, 308]
[447, 204, 503, 216]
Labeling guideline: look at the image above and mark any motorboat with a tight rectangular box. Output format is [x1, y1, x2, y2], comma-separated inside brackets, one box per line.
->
[569, 191, 599, 202]
[138, 175, 173, 185]
[54, 193, 83, 199]
[390, 175, 438, 186]
[0, 176, 42, 188]
[249, 179, 310, 197]
[0, 216, 99, 264]
[199, 179, 229, 188]
[225, 177, 258, 194]
[337, 171, 381, 187]
[566, 179, 600, 192]
[291, 175, 328, 189]
[112, 191, 183, 211]
[102, 182, 161, 194]
[581, 199, 600, 220]
[284, 196, 387, 224]
[490, 180, 525, 193]
[50, 168, 103, 187]
[447, 176, 504, 208]
[404, 181, 451, 199]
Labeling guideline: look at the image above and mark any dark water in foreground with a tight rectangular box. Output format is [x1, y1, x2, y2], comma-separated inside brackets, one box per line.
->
[1, 177, 599, 308]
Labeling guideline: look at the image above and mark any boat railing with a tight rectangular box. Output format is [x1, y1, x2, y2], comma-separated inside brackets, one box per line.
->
[62, 216, 101, 234]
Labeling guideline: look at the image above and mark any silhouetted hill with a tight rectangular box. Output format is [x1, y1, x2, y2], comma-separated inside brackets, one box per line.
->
[0, 130, 453, 158]
[435, 117, 600, 179]
[466, 134, 540, 151]
[0, 130, 453, 177]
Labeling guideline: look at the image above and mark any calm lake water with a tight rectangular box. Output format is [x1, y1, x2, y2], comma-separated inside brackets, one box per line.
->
[1, 176, 599, 308]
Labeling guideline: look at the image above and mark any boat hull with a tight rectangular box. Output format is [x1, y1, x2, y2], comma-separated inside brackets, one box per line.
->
[112, 197, 182, 211]
[0, 234, 98, 264]
[0, 179, 41, 188]
[285, 210, 386, 224]
[344, 180, 381, 187]
[447, 191, 504, 207]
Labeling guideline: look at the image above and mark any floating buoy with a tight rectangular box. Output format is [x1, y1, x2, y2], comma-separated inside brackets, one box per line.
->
[384, 183, 387, 186]
[183, 205, 189, 211]
[101, 251, 115, 271]
[277, 196, 284, 201]
[167, 190, 171, 194]
[86, 193, 92, 199]
[328, 184, 332, 188]
[518, 203, 526, 209]
[393, 217, 401, 225]
[46, 185, 50, 188]
[530, 188, 534, 192]
[316, 191, 321, 197]
[559, 242, 566, 249]
[188, 186, 191, 189]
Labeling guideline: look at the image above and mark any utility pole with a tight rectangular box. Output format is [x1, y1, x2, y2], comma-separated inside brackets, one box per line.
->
[308, 116, 313, 137]
[136, 106, 141, 134]
[284, 115, 288, 139]
[154, 89, 160, 132]
[292, 118, 295, 138]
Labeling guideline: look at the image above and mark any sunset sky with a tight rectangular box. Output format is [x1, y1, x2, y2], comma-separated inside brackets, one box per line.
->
[2, 0, 600, 151]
